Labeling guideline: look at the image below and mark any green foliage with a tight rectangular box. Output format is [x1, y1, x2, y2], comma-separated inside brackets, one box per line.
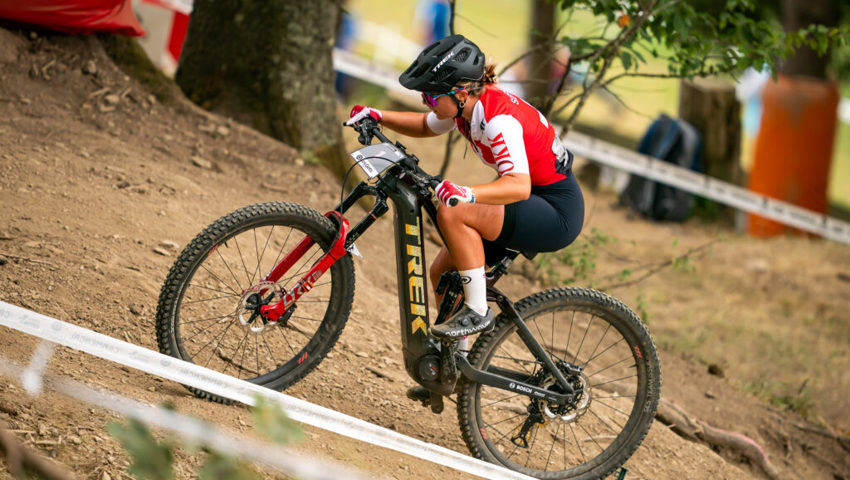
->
[533, 227, 612, 286]
[108, 419, 175, 480]
[109, 397, 303, 479]
[742, 378, 816, 419]
[634, 290, 651, 325]
[199, 451, 261, 480]
[548, 0, 847, 122]
[252, 395, 305, 445]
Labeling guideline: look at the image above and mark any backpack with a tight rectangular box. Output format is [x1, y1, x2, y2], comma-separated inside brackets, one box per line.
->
[619, 114, 702, 222]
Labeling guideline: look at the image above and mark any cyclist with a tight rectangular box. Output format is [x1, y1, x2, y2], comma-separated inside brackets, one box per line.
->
[346, 34, 584, 342]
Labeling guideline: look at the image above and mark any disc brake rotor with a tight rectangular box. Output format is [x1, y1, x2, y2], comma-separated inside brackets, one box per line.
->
[237, 281, 282, 333]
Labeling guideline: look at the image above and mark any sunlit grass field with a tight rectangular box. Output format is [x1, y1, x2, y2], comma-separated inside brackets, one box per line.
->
[346, 0, 849, 209]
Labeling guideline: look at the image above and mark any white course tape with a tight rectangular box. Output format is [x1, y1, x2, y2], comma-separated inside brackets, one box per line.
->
[562, 130, 850, 245]
[332, 52, 850, 245]
[333, 48, 414, 98]
[0, 351, 375, 480]
[0, 301, 535, 480]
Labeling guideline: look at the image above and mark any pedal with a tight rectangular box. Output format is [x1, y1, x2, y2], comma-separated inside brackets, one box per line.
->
[406, 385, 432, 407]
[405, 386, 444, 414]
[429, 393, 444, 414]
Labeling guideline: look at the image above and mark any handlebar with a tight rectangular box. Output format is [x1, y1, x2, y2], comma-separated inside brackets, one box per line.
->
[344, 117, 458, 206]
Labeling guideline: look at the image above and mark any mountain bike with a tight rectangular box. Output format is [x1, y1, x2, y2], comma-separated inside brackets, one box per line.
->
[155, 117, 661, 479]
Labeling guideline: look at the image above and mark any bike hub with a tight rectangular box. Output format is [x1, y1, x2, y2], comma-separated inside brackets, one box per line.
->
[237, 281, 291, 333]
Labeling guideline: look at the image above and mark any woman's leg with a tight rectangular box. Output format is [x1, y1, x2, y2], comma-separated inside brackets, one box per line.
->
[429, 203, 504, 339]
[435, 202, 504, 269]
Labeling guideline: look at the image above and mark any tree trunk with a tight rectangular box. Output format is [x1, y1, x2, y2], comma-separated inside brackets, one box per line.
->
[678, 78, 742, 223]
[526, 0, 556, 109]
[175, 0, 348, 177]
[780, 0, 839, 78]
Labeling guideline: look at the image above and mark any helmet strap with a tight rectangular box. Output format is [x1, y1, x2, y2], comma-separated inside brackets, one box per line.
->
[452, 95, 466, 119]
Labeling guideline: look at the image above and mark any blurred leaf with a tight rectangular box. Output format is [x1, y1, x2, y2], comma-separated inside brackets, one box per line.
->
[199, 451, 261, 480]
[252, 395, 304, 445]
[108, 419, 175, 480]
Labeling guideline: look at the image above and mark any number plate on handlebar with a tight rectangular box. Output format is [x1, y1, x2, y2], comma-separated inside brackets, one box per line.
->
[349, 142, 405, 179]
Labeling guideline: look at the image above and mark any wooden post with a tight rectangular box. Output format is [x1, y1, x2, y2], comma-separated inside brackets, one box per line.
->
[678, 78, 743, 222]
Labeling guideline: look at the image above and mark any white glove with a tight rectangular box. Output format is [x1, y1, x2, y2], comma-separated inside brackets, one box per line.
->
[436, 180, 475, 207]
[345, 105, 383, 126]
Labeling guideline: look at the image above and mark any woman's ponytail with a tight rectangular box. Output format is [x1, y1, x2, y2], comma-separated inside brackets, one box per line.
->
[458, 63, 498, 96]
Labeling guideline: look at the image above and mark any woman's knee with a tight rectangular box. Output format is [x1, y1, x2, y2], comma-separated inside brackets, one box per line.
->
[436, 204, 459, 230]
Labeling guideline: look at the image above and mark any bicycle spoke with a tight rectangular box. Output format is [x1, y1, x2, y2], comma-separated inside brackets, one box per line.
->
[587, 405, 625, 434]
[481, 392, 524, 409]
[278, 247, 321, 288]
[268, 227, 294, 274]
[260, 334, 281, 369]
[200, 320, 238, 368]
[584, 322, 612, 365]
[593, 399, 632, 421]
[569, 423, 586, 463]
[199, 261, 241, 296]
[583, 337, 627, 369]
[213, 243, 245, 292]
[181, 293, 241, 305]
[232, 235, 253, 287]
[273, 323, 298, 356]
[543, 421, 559, 471]
[572, 314, 594, 365]
[587, 354, 633, 379]
[592, 374, 637, 389]
[187, 282, 241, 297]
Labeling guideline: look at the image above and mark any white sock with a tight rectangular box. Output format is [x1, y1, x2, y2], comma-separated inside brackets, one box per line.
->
[458, 267, 487, 316]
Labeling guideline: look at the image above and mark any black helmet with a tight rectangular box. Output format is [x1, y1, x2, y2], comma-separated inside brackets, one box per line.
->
[399, 34, 485, 93]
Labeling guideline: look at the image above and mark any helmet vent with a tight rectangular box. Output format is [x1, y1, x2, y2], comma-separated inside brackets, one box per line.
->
[435, 67, 456, 83]
[455, 47, 470, 63]
[412, 64, 430, 79]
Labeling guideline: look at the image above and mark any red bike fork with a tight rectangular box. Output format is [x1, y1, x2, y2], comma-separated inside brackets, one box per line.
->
[259, 211, 349, 322]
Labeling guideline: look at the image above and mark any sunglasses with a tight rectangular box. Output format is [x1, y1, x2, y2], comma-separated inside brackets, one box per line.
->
[421, 87, 465, 108]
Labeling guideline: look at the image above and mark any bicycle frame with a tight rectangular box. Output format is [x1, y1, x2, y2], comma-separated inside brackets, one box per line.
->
[260, 128, 576, 405]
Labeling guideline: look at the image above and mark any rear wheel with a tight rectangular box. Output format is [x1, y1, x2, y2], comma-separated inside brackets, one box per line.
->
[457, 288, 660, 479]
[155, 202, 355, 402]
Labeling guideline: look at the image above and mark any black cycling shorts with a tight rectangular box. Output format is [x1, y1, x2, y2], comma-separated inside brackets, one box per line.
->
[483, 173, 584, 266]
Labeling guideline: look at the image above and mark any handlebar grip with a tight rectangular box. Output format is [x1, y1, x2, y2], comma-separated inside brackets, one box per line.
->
[448, 198, 459, 207]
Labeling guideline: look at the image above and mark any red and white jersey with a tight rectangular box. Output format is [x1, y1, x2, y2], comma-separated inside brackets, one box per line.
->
[426, 86, 566, 186]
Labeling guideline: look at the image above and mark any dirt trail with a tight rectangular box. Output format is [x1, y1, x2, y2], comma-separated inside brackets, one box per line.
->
[0, 29, 848, 480]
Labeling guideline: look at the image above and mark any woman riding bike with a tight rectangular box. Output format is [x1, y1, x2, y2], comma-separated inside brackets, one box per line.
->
[346, 34, 584, 344]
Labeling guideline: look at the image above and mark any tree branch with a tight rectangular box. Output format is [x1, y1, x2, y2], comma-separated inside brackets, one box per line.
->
[599, 238, 720, 291]
[0, 423, 75, 479]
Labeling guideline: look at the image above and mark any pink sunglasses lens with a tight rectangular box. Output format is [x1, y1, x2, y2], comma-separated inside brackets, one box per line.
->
[422, 93, 437, 107]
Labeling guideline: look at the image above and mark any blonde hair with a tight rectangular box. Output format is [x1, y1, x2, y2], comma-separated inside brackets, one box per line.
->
[457, 63, 498, 97]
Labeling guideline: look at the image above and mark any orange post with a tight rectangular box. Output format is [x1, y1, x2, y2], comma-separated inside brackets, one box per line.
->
[748, 74, 840, 237]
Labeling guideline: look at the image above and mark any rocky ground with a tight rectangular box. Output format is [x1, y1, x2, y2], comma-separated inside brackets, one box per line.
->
[0, 28, 848, 480]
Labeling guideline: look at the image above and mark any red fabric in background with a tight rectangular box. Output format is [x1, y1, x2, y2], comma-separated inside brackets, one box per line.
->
[167, 11, 189, 62]
[0, 0, 145, 36]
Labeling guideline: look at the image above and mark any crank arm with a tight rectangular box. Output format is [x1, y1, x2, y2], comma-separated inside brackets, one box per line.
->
[456, 356, 571, 404]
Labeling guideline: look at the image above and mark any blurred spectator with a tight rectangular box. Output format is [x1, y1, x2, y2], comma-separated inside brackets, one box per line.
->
[414, 0, 451, 44]
[335, 7, 358, 101]
[735, 66, 771, 138]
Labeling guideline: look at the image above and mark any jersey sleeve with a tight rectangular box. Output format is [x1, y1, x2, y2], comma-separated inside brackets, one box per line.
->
[425, 111, 456, 135]
[484, 114, 529, 176]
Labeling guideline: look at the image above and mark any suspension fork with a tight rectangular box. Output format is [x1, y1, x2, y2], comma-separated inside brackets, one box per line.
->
[259, 211, 350, 322]
[259, 182, 388, 322]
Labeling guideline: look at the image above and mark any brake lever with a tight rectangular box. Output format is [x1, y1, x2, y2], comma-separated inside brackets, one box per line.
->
[342, 118, 377, 146]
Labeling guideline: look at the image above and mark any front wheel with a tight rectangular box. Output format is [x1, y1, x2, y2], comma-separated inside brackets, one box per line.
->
[458, 288, 660, 479]
[155, 202, 355, 402]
